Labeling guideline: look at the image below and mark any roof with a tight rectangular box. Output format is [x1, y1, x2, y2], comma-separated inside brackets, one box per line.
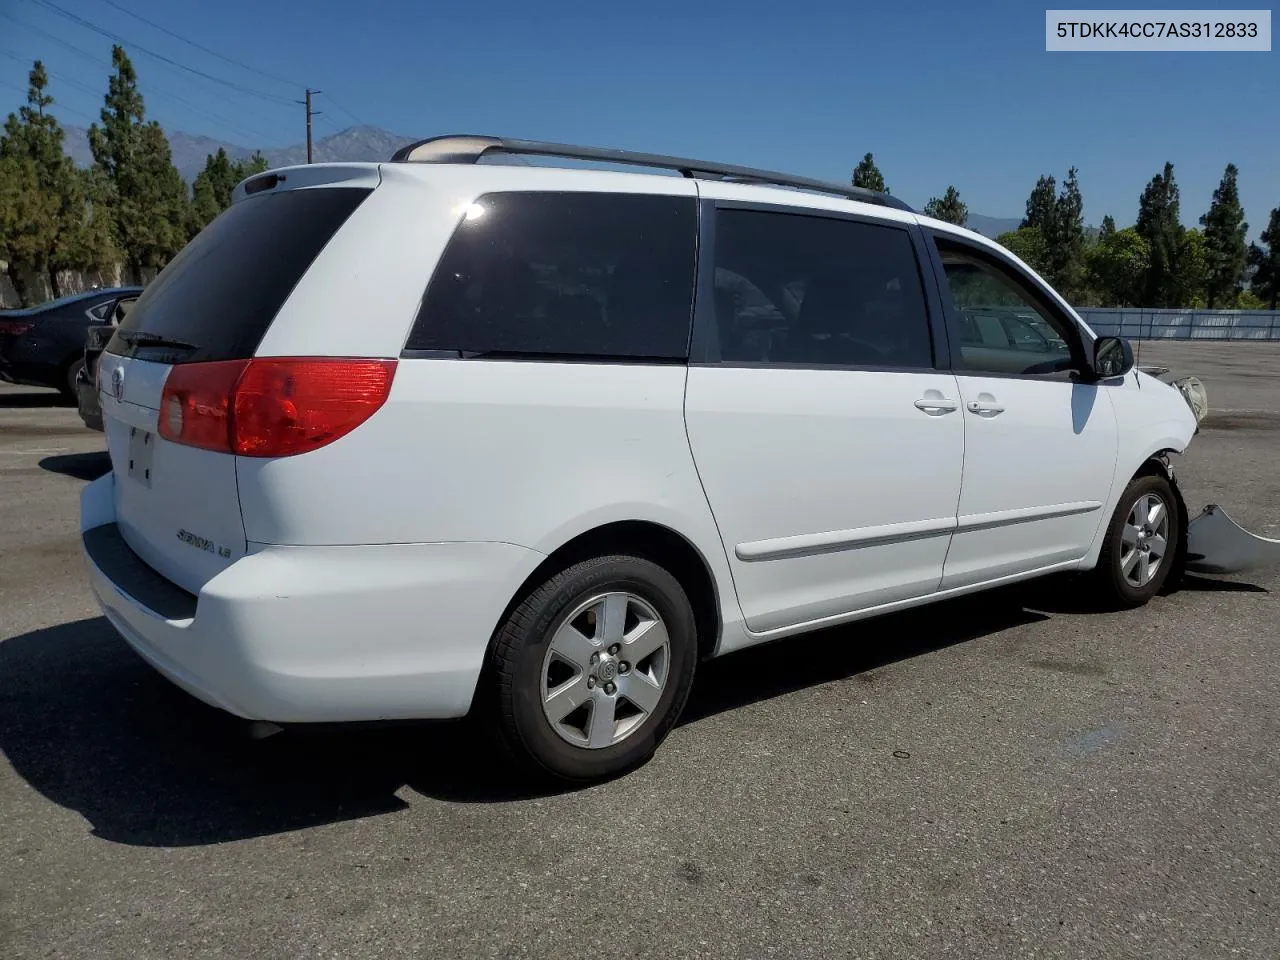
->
[388, 134, 913, 213]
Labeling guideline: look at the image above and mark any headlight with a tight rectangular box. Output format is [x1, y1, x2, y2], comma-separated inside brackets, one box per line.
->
[1172, 376, 1208, 424]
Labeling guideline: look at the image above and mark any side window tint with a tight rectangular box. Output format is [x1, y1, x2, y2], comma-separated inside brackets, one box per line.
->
[712, 209, 933, 369]
[713, 267, 787, 362]
[937, 243, 1078, 376]
[408, 192, 697, 359]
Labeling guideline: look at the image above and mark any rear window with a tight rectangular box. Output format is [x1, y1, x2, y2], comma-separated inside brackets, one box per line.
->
[405, 192, 697, 360]
[109, 187, 370, 363]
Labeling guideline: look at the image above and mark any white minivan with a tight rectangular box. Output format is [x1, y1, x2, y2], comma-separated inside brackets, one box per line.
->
[82, 136, 1208, 781]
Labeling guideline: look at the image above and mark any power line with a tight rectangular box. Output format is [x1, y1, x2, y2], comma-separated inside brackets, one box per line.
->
[0, 46, 99, 98]
[0, 53, 99, 123]
[2, 39, 279, 146]
[27, 0, 298, 107]
[319, 91, 369, 130]
[10, 2, 374, 144]
[4, 8, 290, 142]
[0, 9, 103, 65]
[92, 0, 302, 90]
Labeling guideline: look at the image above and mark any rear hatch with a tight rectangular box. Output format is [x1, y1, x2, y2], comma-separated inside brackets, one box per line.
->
[98, 172, 375, 595]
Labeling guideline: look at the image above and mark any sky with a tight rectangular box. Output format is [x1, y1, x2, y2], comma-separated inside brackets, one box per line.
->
[1, 0, 1277, 236]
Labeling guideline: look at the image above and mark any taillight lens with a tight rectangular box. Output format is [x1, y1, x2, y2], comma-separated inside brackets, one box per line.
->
[0, 320, 34, 336]
[233, 358, 397, 456]
[159, 358, 397, 457]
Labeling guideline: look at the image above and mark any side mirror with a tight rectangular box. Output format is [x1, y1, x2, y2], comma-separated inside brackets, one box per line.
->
[1092, 336, 1134, 380]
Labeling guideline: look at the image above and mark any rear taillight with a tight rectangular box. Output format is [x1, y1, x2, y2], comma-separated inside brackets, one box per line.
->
[0, 320, 34, 336]
[158, 358, 397, 457]
[159, 359, 247, 453]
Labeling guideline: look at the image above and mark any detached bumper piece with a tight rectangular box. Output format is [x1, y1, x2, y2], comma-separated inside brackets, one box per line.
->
[1185, 505, 1280, 575]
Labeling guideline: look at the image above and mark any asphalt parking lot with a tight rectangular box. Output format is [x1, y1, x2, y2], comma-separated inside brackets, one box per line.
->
[2, 341, 1278, 960]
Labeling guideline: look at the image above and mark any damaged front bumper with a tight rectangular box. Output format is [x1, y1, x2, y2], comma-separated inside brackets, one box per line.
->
[1140, 365, 1209, 426]
[1147, 367, 1280, 577]
[1186, 506, 1280, 575]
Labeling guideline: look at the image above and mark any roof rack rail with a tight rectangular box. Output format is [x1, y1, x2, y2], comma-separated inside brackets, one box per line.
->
[389, 135, 914, 212]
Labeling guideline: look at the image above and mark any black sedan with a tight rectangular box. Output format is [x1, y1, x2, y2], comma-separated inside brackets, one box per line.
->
[0, 287, 145, 399]
[76, 293, 140, 431]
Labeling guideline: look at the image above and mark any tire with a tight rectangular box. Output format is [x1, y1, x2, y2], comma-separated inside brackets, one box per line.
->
[485, 555, 698, 783]
[62, 358, 85, 400]
[1093, 473, 1181, 609]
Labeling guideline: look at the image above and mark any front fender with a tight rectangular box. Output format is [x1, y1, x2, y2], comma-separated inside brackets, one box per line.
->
[1081, 383, 1197, 571]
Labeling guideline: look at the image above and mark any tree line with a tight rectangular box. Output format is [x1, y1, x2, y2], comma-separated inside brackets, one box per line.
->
[854, 153, 1278, 310]
[0, 48, 265, 306]
[2, 50, 1277, 312]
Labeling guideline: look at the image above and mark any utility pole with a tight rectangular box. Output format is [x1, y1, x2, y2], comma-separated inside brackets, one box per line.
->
[298, 88, 322, 163]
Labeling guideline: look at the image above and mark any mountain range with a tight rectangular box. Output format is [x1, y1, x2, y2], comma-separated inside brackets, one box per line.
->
[59, 124, 1023, 238]
[60, 123, 416, 183]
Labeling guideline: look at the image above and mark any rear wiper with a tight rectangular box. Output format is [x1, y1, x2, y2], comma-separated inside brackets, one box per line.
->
[119, 331, 199, 351]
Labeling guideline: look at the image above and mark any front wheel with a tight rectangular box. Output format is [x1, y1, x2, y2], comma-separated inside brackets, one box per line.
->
[1093, 473, 1181, 608]
[484, 555, 698, 782]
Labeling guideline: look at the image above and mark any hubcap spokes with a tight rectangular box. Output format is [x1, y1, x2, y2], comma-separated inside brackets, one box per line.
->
[541, 592, 670, 749]
[1120, 493, 1170, 588]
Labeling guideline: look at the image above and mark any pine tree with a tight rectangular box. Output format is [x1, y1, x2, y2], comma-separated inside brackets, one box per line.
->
[0, 152, 59, 305]
[243, 151, 268, 178]
[1053, 167, 1086, 300]
[1175, 228, 1209, 307]
[1098, 215, 1116, 241]
[89, 45, 189, 280]
[1135, 162, 1182, 307]
[191, 148, 236, 232]
[852, 153, 887, 194]
[1198, 163, 1249, 308]
[0, 60, 88, 297]
[1247, 206, 1279, 309]
[1021, 175, 1057, 232]
[135, 120, 189, 267]
[191, 149, 271, 235]
[923, 186, 967, 226]
[51, 167, 119, 281]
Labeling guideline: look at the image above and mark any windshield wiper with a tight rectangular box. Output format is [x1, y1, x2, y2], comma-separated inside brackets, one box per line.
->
[119, 331, 199, 351]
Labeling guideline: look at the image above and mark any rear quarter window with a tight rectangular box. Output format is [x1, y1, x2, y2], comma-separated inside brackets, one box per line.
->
[405, 192, 697, 360]
[110, 187, 371, 363]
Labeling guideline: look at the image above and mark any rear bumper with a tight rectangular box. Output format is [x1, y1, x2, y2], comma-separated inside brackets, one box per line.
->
[80, 472, 542, 722]
[76, 367, 102, 430]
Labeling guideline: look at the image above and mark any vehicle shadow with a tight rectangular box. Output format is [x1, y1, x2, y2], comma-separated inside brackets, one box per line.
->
[0, 389, 71, 408]
[681, 589, 1046, 725]
[1175, 573, 1269, 594]
[38, 451, 111, 482]
[0, 592, 1050, 846]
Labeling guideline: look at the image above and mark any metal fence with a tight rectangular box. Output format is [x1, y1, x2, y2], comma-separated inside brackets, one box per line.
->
[1077, 308, 1280, 341]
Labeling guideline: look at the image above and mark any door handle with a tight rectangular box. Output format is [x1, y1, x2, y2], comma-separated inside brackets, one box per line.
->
[966, 398, 1005, 416]
[914, 396, 959, 415]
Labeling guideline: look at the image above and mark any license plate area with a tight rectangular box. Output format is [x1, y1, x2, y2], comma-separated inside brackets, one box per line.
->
[127, 427, 155, 487]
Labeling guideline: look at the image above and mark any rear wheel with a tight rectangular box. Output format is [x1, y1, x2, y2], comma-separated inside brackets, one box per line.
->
[62, 358, 85, 400]
[485, 555, 697, 782]
[1093, 473, 1181, 608]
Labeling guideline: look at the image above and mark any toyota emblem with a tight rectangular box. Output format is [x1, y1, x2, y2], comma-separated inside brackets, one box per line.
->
[110, 365, 124, 401]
